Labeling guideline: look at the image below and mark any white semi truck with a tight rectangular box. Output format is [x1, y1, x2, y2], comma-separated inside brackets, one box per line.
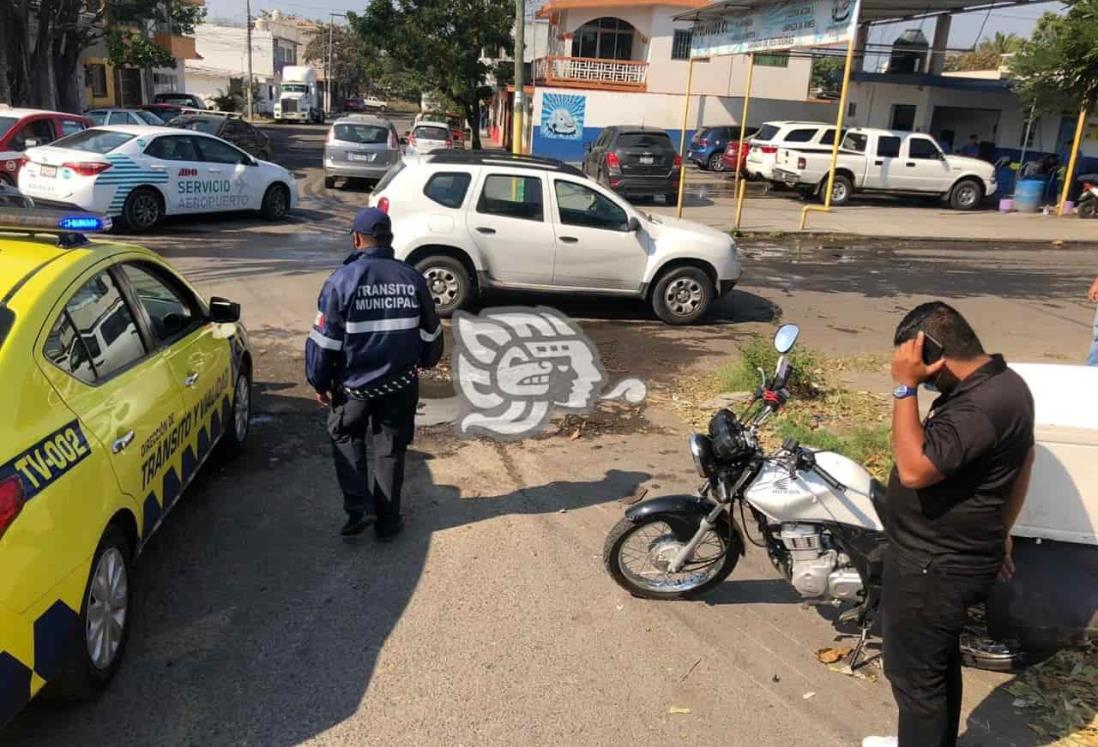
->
[275, 66, 323, 124]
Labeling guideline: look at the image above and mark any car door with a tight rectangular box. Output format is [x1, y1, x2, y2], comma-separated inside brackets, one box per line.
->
[549, 178, 646, 291]
[117, 262, 234, 478]
[222, 120, 257, 156]
[192, 135, 252, 212]
[898, 135, 951, 192]
[865, 134, 901, 189]
[10, 117, 56, 151]
[38, 266, 187, 521]
[143, 134, 206, 215]
[466, 171, 557, 286]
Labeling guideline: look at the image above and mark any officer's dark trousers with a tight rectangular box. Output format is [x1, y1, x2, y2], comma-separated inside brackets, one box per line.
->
[327, 383, 417, 523]
[882, 548, 998, 747]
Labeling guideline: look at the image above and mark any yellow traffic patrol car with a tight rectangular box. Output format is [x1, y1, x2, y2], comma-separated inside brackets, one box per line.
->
[0, 204, 252, 725]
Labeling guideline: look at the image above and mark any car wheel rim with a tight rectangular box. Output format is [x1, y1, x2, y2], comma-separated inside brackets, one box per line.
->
[665, 277, 704, 316]
[832, 183, 847, 202]
[86, 547, 127, 670]
[133, 195, 158, 228]
[233, 375, 250, 441]
[710, 155, 724, 171]
[423, 267, 460, 307]
[958, 186, 977, 207]
[269, 190, 287, 217]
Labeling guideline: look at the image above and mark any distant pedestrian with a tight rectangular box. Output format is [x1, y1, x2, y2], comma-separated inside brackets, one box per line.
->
[305, 207, 443, 540]
[958, 135, 980, 158]
[1088, 276, 1098, 366]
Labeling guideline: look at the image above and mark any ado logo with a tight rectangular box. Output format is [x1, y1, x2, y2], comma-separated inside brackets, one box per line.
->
[178, 168, 199, 177]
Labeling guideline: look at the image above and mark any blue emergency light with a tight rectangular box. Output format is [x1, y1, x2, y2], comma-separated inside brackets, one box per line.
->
[57, 215, 108, 232]
[0, 207, 112, 247]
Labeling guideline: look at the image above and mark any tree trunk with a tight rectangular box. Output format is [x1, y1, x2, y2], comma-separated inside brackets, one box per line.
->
[0, 33, 10, 106]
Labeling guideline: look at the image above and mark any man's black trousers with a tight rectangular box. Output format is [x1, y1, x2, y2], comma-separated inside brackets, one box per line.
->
[327, 383, 417, 525]
[882, 548, 998, 747]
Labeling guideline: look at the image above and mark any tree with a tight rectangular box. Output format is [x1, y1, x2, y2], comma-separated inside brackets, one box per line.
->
[810, 56, 843, 98]
[943, 31, 1023, 72]
[353, 0, 513, 149]
[1011, 4, 1098, 117]
[303, 24, 368, 105]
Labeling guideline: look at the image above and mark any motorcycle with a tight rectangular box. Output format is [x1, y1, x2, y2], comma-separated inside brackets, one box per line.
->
[1077, 173, 1098, 219]
[603, 324, 1023, 671]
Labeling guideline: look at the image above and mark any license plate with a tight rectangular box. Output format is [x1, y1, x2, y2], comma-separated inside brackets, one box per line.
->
[639, 156, 654, 165]
[348, 152, 375, 162]
[40, 165, 57, 178]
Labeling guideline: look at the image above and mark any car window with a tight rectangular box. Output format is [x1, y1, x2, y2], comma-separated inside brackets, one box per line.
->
[11, 119, 55, 150]
[878, 136, 902, 158]
[195, 136, 249, 164]
[145, 135, 200, 162]
[87, 111, 108, 126]
[616, 132, 672, 149]
[414, 126, 449, 141]
[60, 271, 146, 380]
[60, 119, 86, 136]
[477, 174, 543, 222]
[908, 137, 942, 160]
[843, 133, 868, 152]
[334, 123, 389, 144]
[423, 172, 472, 208]
[554, 180, 629, 232]
[105, 112, 125, 126]
[121, 264, 200, 342]
[783, 128, 816, 143]
[754, 124, 780, 142]
[819, 129, 843, 146]
[43, 313, 98, 385]
[134, 110, 164, 126]
[52, 129, 135, 154]
[0, 116, 17, 139]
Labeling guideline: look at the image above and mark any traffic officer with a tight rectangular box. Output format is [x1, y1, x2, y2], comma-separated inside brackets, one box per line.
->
[863, 301, 1035, 747]
[305, 207, 443, 540]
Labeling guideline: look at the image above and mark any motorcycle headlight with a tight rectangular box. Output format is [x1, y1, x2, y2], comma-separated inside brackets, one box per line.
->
[689, 433, 714, 477]
[708, 408, 748, 461]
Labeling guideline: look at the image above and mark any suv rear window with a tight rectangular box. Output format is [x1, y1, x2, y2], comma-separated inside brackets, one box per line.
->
[415, 126, 449, 141]
[424, 172, 471, 208]
[51, 129, 135, 154]
[783, 128, 817, 143]
[334, 123, 390, 144]
[617, 132, 672, 150]
[754, 124, 780, 142]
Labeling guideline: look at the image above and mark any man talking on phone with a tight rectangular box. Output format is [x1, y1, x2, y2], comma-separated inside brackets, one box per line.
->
[863, 302, 1035, 747]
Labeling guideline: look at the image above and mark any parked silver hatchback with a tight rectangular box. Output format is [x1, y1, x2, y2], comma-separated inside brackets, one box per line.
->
[324, 114, 401, 188]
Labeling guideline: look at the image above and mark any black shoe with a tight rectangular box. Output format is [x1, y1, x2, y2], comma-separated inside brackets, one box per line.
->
[375, 516, 405, 542]
[341, 513, 376, 536]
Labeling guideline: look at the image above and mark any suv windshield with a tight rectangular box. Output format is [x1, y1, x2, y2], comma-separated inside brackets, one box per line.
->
[333, 123, 389, 144]
[52, 129, 135, 153]
[282, 84, 308, 93]
[754, 124, 780, 142]
[617, 132, 672, 150]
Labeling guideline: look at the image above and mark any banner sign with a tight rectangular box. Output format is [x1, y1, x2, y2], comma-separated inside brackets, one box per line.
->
[690, 0, 861, 57]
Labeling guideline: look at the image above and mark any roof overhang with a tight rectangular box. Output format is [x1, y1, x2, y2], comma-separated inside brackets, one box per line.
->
[674, 0, 1049, 26]
[540, 0, 707, 19]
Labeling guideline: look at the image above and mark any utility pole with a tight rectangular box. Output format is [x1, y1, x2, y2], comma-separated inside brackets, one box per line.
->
[245, 0, 254, 119]
[512, 0, 525, 154]
[326, 13, 347, 116]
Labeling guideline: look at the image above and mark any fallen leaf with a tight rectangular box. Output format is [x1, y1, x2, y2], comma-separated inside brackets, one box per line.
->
[803, 692, 816, 700]
[668, 705, 691, 715]
[569, 428, 581, 441]
[816, 647, 851, 664]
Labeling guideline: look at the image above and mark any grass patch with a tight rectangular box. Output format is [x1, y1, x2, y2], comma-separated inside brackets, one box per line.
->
[709, 335, 824, 397]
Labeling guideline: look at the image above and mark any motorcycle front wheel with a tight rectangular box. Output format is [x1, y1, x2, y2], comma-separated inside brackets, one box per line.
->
[603, 515, 741, 599]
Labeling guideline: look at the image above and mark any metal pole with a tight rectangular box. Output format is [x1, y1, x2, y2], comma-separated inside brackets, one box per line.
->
[1017, 102, 1035, 183]
[733, 53, 755, 231]
[800, 29, 858, 230]
[327, 16, 335, 115]
[245, 0, 253, 119]
[1057, 102, 1090, 217]
[675, 57, 695, 218]
[512, 0, 526, 155]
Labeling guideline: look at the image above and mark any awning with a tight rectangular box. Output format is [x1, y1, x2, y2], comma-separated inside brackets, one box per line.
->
[674, 0, 1049, 26]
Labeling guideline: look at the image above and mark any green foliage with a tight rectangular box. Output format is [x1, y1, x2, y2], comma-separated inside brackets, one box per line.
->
[810, 56, 843, 98]
[1011, 5, 1098, 115]
[104, 0, 207, 70]
[710, 335, 823, 398]
[774, 415, 892, 477]
[943, 31, 1023, 73]
[210, 89, 240, 112]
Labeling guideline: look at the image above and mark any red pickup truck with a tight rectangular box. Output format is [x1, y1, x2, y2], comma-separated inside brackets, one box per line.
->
[0, 108, 92, 185]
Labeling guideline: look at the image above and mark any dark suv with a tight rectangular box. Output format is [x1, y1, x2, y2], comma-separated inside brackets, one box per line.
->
[582, 126, 681, 204]
[169, 114, 272, 161]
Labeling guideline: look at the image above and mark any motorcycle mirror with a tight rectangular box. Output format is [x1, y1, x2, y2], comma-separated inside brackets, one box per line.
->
[773, 324, 800, 354]
[774, 357, 791, 388]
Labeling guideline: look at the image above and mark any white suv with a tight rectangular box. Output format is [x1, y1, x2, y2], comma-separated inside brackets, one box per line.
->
[369, 152, 741, 324]
[746, 121, 840, 182]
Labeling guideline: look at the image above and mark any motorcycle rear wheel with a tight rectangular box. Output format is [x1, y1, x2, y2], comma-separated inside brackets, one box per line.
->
[603, 515, 740, 599]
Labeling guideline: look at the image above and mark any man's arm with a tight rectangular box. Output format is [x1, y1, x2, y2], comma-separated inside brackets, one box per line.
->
[415, 277, 443, 369]
[1001, 446, 1036, 580]
[305, 278, 347, 401]
[891, 332, 947, 489]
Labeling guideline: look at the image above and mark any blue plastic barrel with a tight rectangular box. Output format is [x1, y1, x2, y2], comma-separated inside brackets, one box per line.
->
[1014, 179, 1045, 213]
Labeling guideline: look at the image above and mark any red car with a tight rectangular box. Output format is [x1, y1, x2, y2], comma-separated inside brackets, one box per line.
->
[0, 108, 91, 185]
[720, 129, 759, 174]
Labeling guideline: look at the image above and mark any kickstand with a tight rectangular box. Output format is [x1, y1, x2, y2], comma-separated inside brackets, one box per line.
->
[841, 624, 873, 674]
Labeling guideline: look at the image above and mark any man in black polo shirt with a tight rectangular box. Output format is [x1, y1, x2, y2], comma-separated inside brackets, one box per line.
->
[863, 302, 1035, 747]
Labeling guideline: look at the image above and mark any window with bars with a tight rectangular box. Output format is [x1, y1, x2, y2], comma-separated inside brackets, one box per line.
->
[85, 64, 108, 97]
[672, 30, 692, 60]
[755, 53, 789, 67]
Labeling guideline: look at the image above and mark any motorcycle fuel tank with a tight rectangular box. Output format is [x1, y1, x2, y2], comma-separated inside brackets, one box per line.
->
[744, 451, 884, 531]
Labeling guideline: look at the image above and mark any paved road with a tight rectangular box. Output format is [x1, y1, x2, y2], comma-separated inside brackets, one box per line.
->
[6, 123, 1096, 746]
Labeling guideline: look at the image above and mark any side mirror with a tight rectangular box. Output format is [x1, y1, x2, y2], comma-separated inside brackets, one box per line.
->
[209, 296, 241, 323]
[773, 323, 800, 353]
[627, 216, 641, 232]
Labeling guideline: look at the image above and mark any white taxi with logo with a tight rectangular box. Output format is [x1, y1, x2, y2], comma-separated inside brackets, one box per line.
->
[17, 125, 298, 232]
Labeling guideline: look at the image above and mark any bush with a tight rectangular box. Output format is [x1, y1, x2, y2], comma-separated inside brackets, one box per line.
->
[711, 335, 823, 397]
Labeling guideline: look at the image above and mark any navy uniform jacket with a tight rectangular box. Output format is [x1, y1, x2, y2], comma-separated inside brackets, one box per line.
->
[305, 246, 443, 394]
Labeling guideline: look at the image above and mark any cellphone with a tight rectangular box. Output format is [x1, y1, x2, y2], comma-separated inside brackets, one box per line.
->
[922, 333, 944, 366]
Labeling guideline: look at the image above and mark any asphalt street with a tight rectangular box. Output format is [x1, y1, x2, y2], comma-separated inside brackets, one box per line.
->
[5, 123, 1098, 746]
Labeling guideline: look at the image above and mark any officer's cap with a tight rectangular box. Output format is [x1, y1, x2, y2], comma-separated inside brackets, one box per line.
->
[351, 207, 392, 239]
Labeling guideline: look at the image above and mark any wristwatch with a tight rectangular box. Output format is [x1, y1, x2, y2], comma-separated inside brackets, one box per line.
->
[893, 384, 918, 400]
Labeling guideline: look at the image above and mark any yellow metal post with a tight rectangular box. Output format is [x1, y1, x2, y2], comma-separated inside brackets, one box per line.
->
[512, 91, 525, 155]
[676, 57, 696, 218]
[733, 53, 756, 231]
[800, 31, 858, 230]
[1058, 103, 1090, 217]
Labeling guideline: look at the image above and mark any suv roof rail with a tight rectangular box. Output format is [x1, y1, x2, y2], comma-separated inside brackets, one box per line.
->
[427, 151, 582, 176]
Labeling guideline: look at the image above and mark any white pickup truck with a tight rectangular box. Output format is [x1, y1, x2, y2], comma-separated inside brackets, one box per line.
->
[772, 127, 997, 210]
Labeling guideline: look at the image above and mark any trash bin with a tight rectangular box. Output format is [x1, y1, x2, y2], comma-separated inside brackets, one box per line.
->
[1015, 178, 1045, 213]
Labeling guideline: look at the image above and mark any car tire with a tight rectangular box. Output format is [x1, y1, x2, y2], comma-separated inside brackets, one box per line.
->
[415, 255, 472, 317]
[1079, 198, 1097, 219]
[651, 265, 714, 325]
[708, 152, 726, 172]
[219, 366, 252, 456]
[324, 176, 336, 189]
[948, 178, 983, 211]
[260, 183, 290, 221]
[821, 174, 853, 207]
[120, 187, 163, 232]
[43, 525, 133, 701]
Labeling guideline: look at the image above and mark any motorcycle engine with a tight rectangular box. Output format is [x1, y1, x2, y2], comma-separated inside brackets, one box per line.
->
[779, 524, 863, 601]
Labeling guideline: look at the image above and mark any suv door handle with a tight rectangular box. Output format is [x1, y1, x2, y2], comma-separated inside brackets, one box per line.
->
[475, 227, 496, 235]
[112, 431, 135, 454]
[559, 236, 579, 243]
[183, 372, 199, 387]
[905, 162, 916, 167]
[874, 160, 884, 166]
